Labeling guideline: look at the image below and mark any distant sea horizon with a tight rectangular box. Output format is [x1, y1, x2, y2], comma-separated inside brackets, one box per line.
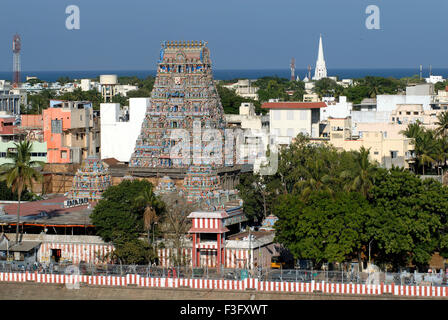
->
[0, 68, 447, 83]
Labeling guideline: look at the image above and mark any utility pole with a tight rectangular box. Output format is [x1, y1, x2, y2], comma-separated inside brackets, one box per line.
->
[248, 227, 252, 273]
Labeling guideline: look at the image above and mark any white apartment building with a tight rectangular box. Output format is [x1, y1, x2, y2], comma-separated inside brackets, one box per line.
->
[352, 84, 436, 125]
[320, 96, 353, 121]
[262, 101, 326, 145]
[225, 102, 267, 172]
[100, 98, 148, 162]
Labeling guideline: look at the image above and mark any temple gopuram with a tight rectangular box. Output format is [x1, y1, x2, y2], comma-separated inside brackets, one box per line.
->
[130, 40, 226, 169]
[69, 156, 112, 201]
[127, 41, 242, 190]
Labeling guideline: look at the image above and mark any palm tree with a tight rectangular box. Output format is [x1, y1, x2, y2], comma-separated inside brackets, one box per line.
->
[363, 77, 381, 98]
[0, 141, 44, 243]
[435, 111, 448, 138]
[400, 121, 424, 139]
[400, 121, 424, 172]
[293, 158, 333, 200]
[135, 184, 164, 245]
[414, 130, 438, 175]
[341, 147, 375, 198]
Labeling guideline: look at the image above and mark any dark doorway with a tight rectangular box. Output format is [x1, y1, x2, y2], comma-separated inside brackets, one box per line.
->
[51, 249, 61, 263]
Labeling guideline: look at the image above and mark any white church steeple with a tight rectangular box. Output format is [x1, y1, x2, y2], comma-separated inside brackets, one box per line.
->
[313, 34, 327, 81]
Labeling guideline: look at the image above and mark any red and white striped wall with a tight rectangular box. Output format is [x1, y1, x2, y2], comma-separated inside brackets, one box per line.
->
[157, 247, 249, 269]
[0, 272, 447, 298]
[192, 217, 222, 230]
[157, 248, 192, 267]
[38, 243, 114, 264]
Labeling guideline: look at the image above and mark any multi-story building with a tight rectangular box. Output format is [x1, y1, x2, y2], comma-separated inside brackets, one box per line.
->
[262, 101, 326, 145]
[222, 79, 259, 101]
[100, 98, 148, 163]
[0, 81, 27, 115]
[225, 103, 267, 171]
[327, 117, 414, 169]
[320, 96, 353, 121]
[0, 114, 47, 165]
[43, 100, 100, 164]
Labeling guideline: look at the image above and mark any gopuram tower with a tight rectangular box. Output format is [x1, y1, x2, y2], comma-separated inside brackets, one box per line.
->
[129, 40, 227, 169]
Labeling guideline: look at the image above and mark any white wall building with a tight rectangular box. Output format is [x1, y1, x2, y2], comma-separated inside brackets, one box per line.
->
[116, 84, 139, 97]
[425, 75, 444, 84]
[222, 79, 259, 101]
[320, 96, 353, 121]
[262, 101, 326, 145]
[352, 84, 436, 125]
[100, 98, 148, 162]
[225, 103, 269, 172]
[80, 79, 92, 92]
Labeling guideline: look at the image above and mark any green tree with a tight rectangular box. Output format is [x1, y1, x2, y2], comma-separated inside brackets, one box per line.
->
[91, 179, 162, 264]
[368, 168, 448, 269]
[435, 111, 448, 138]
[56, 76, 71, 85]
[0, 141, 44, 243]
[274, 191, 371, 267]
[134, 183, 165, 245]
[341, 146, 377, 198]
[414, 130, 438, 175]
[313, 78, 340, 98]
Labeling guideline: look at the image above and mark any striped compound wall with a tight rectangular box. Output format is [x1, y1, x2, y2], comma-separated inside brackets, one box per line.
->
[38, 243, 115, 264]
[38, 244, 249, 269]
[158, 247, 250, 269]
[1, 271, 447, 298]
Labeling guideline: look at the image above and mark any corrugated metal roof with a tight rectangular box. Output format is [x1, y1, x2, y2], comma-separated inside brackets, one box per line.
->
[0, 241, 41, 252]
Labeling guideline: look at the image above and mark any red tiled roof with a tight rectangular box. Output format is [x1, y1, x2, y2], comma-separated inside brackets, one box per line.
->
[261, 102, 327, 109]
[2, 196, 90, 217]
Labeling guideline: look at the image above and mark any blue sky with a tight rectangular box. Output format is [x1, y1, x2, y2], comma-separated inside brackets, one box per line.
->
[0, 0, 446, 71]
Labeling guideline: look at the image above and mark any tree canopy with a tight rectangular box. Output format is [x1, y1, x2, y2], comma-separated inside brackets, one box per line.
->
[90, 179, 164, 264]
[239, 134, 448, 270]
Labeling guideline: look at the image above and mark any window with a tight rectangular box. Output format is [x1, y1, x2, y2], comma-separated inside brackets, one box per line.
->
[374, 151, 379, 155]
[287, 128, 294, 137]
[273, 128, 281, 137]
[414, 112, 419, 115]
[406, 112, 411, 115]
[300, 110, 307, 121]
[273, 110, 281, 121]
[390, 151, 398, 159]
[286, 110, 294, 120]
[80, 115, 83, 121]
[51, 120, 62, 134]
[61, 150, 67, 159]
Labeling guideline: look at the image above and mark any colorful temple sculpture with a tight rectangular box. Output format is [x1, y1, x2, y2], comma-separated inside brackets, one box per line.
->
[259, 215, 279, 232]
[155, 175, 177, 194]
[69, 156, 112, 201]
[129, 40, 227, 169]
[181, 165, 240, 210]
